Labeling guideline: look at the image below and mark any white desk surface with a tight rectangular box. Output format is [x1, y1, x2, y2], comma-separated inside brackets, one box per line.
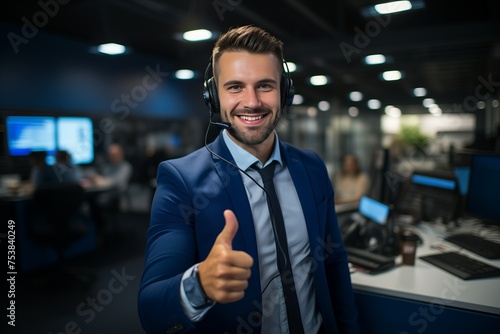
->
[349, 222, 500, 316]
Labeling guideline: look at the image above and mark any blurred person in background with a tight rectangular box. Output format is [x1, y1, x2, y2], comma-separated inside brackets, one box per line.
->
[29, 150, 83, 186]
[88, 143, 133, 240]
[333, 154, 369, 204]
[92, 143, 133, 195]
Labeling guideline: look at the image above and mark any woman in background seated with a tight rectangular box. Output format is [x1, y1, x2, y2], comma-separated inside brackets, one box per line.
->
[334, 153, 370, 204]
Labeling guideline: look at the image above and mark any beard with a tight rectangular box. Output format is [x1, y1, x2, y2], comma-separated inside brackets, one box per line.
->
[226, 107, 281, 146]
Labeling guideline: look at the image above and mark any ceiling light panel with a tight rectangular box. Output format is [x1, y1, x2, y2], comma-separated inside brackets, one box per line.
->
[382, 70, 402, 81]
[182, 29, 212, 42]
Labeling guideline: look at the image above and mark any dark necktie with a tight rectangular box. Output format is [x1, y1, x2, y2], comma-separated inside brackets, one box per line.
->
[255, 161, 305, 334]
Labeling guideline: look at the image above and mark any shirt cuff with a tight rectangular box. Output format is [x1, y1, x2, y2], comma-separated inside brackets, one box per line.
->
[180, 264, 215, 322]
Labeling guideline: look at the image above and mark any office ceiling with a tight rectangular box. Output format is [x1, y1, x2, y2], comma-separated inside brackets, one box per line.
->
[2, 0, 500, 114]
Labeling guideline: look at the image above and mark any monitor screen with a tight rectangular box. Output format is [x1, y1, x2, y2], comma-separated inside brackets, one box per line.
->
[56, 117, 94, 164]
[411, 174, 456, 190]
[6, 116, 56, 157]
[395, 170, 460, 223]
[359, 196, 390, 225]
[453, 167, 470, 196]
[466, 154, 500, 223]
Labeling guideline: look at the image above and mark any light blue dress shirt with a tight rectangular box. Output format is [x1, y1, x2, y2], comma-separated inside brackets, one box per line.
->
[181, 130, 321, 333]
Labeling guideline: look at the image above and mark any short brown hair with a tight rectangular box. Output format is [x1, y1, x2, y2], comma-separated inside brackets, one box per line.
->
[212, 25, 284, 82]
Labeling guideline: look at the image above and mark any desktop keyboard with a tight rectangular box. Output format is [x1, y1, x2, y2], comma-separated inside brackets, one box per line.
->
[420, 252, 500, 280]
[445, 234, 500, 259]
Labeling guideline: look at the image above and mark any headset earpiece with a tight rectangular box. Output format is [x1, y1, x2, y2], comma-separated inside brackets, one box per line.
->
[203, 76, 220, 115]
[280, 72, 295, 109]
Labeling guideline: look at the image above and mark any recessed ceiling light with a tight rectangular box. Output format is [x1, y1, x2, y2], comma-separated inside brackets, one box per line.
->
[348, 106, 359, 117]
[349, 91, 363, 102]
[382, 70, 402, 81]
[97, 43, 126, 55]
[428, 104, 440, 113]
[432, 108, 442, 116]
[423, 98, 435, 108]
[361, 0, 425, 17]
[364, 54, 386, 65]
[375, 1, 412, 15]
[368, 99, 381, 109]
[413, 87, 427, 97]
[292, 94, 304, 105]
[175, 69, 195, 80]
[285, 62, 297, 72]
[428, 104, 442, 116]
[182, 29, 212, 42]
[385, 105, 401, 117]
[309, 75, 329, 86]
[318, 101, 330, 111]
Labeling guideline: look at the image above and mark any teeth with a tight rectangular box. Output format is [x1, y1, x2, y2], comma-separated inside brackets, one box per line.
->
[240, 115, 263, 121]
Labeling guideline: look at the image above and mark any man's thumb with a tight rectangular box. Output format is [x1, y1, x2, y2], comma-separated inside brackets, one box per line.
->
[217, 210, 239, 249]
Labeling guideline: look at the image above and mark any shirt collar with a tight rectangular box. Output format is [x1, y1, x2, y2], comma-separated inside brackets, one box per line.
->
[222, 130, 282, 171]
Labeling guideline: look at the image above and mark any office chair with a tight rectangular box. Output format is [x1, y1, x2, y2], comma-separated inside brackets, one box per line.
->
[28, 183, 96, 288]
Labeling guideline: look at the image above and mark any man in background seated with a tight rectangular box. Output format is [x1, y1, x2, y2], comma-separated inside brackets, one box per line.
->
[92, 143, 132, 200]
[88, 143, 133, 238]
[29, 150, 83, 186]
[54, 150, 85, 184]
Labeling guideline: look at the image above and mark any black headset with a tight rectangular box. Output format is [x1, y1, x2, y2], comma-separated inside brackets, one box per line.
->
[202, 56, 295, 116]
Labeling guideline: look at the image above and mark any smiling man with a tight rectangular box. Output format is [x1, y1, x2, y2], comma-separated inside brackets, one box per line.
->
[138, 25, 359, 334]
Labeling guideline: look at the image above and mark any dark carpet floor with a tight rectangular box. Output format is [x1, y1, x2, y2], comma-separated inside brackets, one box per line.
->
[13, 211, 150, 334]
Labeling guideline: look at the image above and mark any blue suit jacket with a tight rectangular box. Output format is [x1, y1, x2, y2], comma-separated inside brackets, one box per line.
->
[138, 134, 359, 334]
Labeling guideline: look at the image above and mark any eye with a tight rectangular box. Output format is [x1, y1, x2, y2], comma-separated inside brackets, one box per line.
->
[228, 85, 243, 91]
[258, 83, 273, 91]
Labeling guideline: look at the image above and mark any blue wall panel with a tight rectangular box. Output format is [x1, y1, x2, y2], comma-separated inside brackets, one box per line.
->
[0, 21, 206, 119]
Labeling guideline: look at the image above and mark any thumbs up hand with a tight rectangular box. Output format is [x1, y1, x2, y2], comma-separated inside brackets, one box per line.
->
[197, 210, 254, 303]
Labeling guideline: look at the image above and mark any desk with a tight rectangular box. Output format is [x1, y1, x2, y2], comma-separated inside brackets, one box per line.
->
[350, 222, 500, 333]
[0, 183, 34, 201]
[0, 179, 115, 200]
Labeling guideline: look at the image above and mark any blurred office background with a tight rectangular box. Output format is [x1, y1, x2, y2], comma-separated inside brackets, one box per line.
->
[0, 0, 499, 333]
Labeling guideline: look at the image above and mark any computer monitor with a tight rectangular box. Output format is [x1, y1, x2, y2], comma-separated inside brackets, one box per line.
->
[56, 116, 94, 164]
[465, 154, 500, 224]
[449, 148, 496, 197]
[6, 115, 57, 158]
[5, 115, 94, 165]
[359, 196, 390, 225]
[395, 169, 460, 223]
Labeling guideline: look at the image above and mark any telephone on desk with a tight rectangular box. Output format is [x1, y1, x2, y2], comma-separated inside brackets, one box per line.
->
[341, 196, 401, 258]
[346, 246, 396, 273]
